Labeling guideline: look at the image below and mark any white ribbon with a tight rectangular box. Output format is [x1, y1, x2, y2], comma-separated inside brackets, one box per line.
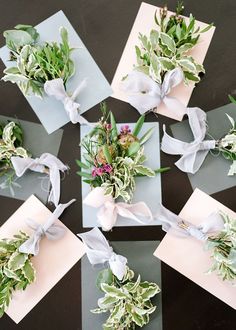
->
[121, 68, 186, 116]
[83, 187, 153, 231]
[11, 153, 67, 206]
[78, 227, 127, 280]
[44, 78, 89, 125]
[161, 107, 216, 174]
[19, 199, 76, 255]
[156, 204, 224, 241]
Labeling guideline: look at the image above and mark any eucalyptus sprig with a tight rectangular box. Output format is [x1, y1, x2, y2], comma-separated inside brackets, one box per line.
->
[2, 25, 75, 97]
[206, 213, 236, 282]
[0, 232, 36, 317]
[76, 103, 169, 202]
[134, 2, 213, 84]
[92, 266, 160, 329]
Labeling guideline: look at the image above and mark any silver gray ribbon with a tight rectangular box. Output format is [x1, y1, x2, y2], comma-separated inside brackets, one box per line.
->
[19, 199, 76, 255]
[11, 153, 68, 206]
[161, 107, 216, 174]
[156, 204, 224, 241]
[121, 68, 186, 116]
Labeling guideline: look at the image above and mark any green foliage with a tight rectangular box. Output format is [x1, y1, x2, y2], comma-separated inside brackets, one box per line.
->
[216, 114, 236, 175]
[2, 26, 75, 97]
[206, 213, 236, 282]
[0, 232, 36, 317]
[133, 3, 212, 84]
[76, 104, 165, 202]
[0, 121, 29, 177]
[91, 266, 160, 329]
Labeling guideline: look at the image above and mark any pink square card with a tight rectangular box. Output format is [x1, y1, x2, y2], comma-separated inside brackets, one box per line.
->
[154, 189, 236, 309]
[0, 195, 85, 323]
[111, 2, 215, 121]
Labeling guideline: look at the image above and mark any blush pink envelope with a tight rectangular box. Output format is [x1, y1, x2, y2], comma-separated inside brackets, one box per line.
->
[154, 189, 236, 309]
[111, 2, 215, 121]
[0, 195, 85, 323]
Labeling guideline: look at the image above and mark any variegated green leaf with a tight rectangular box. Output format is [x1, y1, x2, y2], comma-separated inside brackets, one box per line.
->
[8, 252, 28, 271]
[160, 32, 176, 53]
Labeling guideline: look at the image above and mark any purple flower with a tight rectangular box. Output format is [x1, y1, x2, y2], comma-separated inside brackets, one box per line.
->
[120, 125, 131, 135]
[96, 167, 104, 176]
[92, 169, 97, 177]
[103, 164, 113, 173]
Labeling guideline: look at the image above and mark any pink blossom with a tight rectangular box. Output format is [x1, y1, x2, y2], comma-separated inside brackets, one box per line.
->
[106, 123, 112, 130]
[120, 124, 131, 135]
[92, 169, 97, 177]
[103, 164, 113, 173]
[96, 167, 104, 176]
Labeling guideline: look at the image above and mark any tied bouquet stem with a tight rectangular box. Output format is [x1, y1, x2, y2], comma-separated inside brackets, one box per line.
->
[77, 103, 169, 203]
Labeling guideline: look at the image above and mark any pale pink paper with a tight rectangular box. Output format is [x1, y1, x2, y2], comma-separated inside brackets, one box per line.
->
[0, 195, 85, 323]
[111, 2, 215, 121]
[154, 189, 236, 309]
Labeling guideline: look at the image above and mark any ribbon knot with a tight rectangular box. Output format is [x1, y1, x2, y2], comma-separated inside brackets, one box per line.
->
[78, 227, 127, 280]
[121, 68, 186, 117]
[19, 199, 76, 256]
[11, 153, 68, 206]
[44, 78, 90, 125]
[155, 204, 224, 241]
[161, 107, 216, 174]
[83, 187, 153, 231]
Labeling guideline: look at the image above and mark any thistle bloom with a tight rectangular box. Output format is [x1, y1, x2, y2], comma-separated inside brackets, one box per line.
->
[120, 125, 131, 135]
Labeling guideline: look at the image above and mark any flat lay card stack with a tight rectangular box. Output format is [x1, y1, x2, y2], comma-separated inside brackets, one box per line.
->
[0, 195, 85, 323]
[0, 11, 113, 134]
[154, 189, 236, 310]
[81, 122, 162, 228]
[111, 2, 215, 121]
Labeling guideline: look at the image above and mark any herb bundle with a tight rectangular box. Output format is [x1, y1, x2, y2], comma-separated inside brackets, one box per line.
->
[134, 2, 213, 85]
[2, 24, 75, 97]
[77, 103, 168, 203]
[0, 121, 29, 189]
[0, 232, 36, 317]
[206, 213, 236, 282]
[92, 266, 160, 329]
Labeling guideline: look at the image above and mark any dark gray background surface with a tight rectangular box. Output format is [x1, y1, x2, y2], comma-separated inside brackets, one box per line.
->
[0, 1, 235, 329]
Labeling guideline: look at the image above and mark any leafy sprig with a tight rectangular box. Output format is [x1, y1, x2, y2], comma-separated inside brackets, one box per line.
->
[134, 2, 213, 84]
[206, 213, 236, 282]
[92, 266, 160, 329]
[2, 25, 75, 97]
[0, 232, 36, 317]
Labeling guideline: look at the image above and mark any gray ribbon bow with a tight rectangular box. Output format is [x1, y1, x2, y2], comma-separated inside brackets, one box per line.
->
[156, 204, 224, 241]
[121, 68, 186, 117]
[161, 107, 216, 174]
[19, 199, 76, 255]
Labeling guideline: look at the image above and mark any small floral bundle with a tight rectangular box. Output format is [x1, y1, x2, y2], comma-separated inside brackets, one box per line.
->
[161, 107, 236, 176]
[206, 213, 236, 282]
[77, 103, 167, 204]
[79, 227, 161, 329]
[158, 205, 236, 283]
[134, 2, 212, 85]
[122, 2, 213, 115]
[0, 200, 74, 317]
[2, 24, 87, 124]
[0, 121, 29, 190]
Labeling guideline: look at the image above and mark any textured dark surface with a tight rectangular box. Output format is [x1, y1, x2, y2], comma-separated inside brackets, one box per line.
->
[0, 1, 235, 329]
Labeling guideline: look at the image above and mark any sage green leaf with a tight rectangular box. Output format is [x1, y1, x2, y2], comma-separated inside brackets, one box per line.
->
[228, 94, 236, 105]
[131, 311, 145, 327]
[2, 73, 29, 83]
[103, 145, 112, 164]
[110, 112, 118, 141]
[3, 29, 33, 49]
[101, 283, 130, 299]
[133, 114, 145, 136]
[141, 283, 161, 301]
[177, 43, 194, 55]
[3, 67, 20, 75]
[160, 32, 176, 53]
[76, 171, 93, 179]
[98, 295, 119, 309]
[158, 57, 175, 71]
[134, 165, 155, 177]
[200, 23, 214, 33]
[127, 141, 140, 156]
[96, 269, 113, 290]
[90, 307, 107, 314]
[22, 259, 36, 283]
[184, 71, 200, 83]
[75, 159, 89, 169]
[3, 268, 21, 281]
[178, 58, 196, 73]
[139, 127, 154, 145]
[8, 252, 28, 271]
[150, 29, 159, 48]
